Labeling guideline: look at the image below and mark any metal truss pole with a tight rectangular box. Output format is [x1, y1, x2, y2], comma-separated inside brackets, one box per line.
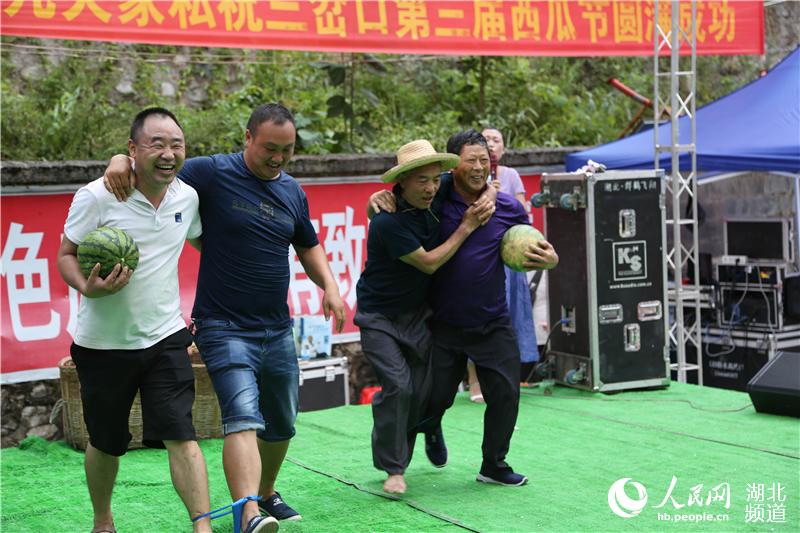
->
[654, 0, 703, 385]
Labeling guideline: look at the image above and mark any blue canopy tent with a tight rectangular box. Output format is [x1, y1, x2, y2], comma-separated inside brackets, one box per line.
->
[565, 47, 800, 173]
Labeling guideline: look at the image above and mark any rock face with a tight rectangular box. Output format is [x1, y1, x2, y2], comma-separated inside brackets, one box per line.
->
[1, 381, 63, 448]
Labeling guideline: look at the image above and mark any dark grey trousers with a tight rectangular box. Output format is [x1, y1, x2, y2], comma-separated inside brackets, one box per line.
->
[355, 307, 434, 475]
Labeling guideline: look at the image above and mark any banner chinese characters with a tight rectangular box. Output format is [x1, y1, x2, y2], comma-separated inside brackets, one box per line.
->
[0, 1, 763, 57]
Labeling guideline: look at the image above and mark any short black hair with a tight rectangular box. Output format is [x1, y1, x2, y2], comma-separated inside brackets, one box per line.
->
[446, 129, 489, 156]
[130, 107, 183, 142]
[246, 103, 295, 133]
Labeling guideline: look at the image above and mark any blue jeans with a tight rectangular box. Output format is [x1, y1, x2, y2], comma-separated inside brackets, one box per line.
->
[193, 319, 299, 440]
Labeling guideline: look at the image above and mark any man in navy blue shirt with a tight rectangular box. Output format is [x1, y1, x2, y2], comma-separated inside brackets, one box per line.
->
[427, 130, 558, 487]
[105, 104, 346, 533]
[356, 140, 493, 494]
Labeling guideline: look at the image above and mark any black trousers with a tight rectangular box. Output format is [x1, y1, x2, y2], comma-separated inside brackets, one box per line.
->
[426, 317, 521, 476]
[355, 307, 434, 475]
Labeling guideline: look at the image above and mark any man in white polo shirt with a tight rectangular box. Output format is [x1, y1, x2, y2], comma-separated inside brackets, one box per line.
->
[57, 108, 215, 533]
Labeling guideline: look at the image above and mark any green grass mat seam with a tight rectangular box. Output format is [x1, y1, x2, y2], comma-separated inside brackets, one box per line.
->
[285, 456, 482, 532]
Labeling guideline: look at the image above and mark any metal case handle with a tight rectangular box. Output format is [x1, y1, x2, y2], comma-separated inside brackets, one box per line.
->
[624, 324, 641, 352]
[619, 209, 636, 238]
[637, 300, 662, 321]
[598, 304, 624, 324]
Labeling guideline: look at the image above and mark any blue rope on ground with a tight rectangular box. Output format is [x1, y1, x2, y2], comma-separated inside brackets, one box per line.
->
[192, 495, 261, 533]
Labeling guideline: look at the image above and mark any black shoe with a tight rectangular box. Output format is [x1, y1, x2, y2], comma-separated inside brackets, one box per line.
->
[259, 492, 302, 521]
[424, 428, 448, 468]
[476, 470, 529, 487]
[243, 514, 279, 533]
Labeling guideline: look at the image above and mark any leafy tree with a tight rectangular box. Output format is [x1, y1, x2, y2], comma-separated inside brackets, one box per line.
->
[0, 37, 778, 161]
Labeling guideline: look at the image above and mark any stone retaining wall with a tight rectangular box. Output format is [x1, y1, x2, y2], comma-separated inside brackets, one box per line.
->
[1, 342, 375, 449]
[1, 147, 578, 187]
[1, 380, 63, 448]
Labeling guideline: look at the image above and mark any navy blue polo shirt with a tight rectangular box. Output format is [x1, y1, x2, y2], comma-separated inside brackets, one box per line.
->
[430, 179, 528, 327]
[178, 153, 319, 329]
[356, 179, 451, 315]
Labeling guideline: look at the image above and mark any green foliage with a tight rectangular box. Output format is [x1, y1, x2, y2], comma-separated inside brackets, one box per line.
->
[0, 37, 772, 161]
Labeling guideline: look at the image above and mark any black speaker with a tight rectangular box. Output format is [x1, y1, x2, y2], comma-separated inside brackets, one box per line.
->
[747, 351, 800, 418]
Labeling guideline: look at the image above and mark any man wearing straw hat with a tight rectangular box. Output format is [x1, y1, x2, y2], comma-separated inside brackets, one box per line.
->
[356, 139, 495, 494]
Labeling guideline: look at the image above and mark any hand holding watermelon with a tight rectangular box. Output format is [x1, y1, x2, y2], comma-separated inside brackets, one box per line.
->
[81, 262, 133, 298]
[77, 227, 139, 297]
[501, 224, 559, 272]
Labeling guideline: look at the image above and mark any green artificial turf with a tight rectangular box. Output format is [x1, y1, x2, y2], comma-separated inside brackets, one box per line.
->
[2, 382, 798, 532]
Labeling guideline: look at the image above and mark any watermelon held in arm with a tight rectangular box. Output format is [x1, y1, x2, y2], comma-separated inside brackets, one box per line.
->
[77, 226, 140, 278]
[501, 224, 544, 272]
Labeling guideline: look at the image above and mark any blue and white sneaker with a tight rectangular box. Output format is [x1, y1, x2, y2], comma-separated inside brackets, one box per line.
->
[259, 492, 302, 521]
[476, 470, 529, 487]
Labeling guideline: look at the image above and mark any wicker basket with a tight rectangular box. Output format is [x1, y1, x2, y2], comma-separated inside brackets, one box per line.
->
[59, 346, 222, 451]
[188, 344, 223, 440]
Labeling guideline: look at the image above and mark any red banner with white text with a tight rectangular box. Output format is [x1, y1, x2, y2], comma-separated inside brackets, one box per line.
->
[0, 175, 544, 383]
[0, 1, 763, 57]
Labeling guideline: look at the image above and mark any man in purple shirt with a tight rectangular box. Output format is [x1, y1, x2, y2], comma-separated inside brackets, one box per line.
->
[426, 129, 558, 487]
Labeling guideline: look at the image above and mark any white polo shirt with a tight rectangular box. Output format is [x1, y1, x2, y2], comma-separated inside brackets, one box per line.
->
[64, 177, 202, 350]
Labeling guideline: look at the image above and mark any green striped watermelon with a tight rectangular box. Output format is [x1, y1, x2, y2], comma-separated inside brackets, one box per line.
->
[77, 226, 140, 278]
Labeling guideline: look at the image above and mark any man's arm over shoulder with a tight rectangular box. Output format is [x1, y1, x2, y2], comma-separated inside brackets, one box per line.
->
[103, 155, 135, 202]
[366, 189, 397, 219]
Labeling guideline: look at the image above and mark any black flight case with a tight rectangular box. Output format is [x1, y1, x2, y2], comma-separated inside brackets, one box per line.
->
[535, 170, 670, 392]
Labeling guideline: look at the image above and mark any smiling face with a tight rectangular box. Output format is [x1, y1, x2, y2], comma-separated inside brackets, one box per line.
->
[128, 115, 185, 188]
[482, 128, 505, 161]
[243, 119, 296, 180]
[397, 162, 442, 209]
[453, 143, 491, 200]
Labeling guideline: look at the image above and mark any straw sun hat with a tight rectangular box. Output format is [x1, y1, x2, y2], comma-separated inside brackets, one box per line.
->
[381, 139, 461, 184]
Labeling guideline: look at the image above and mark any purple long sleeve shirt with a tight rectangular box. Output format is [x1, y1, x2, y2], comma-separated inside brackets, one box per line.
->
[430, 185, 529, 327]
